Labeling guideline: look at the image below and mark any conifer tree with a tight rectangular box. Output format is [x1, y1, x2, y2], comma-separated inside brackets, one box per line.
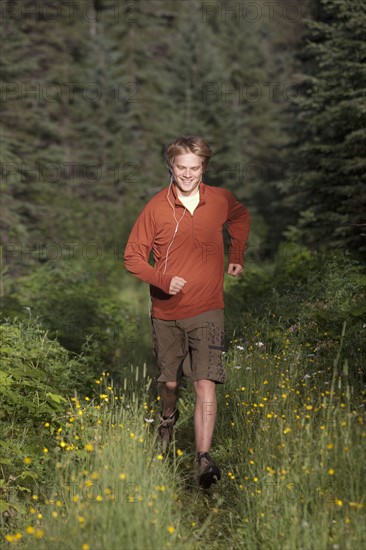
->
[203, 0, 310, 254]
[282, 0, 366, 256]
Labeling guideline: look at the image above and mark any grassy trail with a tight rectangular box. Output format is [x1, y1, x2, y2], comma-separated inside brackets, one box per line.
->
[3, 324, 366, 550]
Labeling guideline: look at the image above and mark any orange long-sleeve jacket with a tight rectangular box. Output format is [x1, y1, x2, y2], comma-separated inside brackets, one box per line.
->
[124, 181, 250, 320]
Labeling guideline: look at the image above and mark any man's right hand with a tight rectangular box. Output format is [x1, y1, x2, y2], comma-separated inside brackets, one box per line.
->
[169, 276, 187, 295]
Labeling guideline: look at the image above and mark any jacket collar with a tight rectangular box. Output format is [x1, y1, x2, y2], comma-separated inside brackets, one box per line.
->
[169, 181, 206, 206]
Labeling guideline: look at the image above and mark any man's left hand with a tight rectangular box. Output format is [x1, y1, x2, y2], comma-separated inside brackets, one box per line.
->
[228, 263, 243, 277]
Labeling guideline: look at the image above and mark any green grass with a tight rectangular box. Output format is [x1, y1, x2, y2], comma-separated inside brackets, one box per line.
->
[2, 323, 365, 550]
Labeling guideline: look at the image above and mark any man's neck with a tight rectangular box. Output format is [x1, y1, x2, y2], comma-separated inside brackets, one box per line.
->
[176, 183, 200, 199]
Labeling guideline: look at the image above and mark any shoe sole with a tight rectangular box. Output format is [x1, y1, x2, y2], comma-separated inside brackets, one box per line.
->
[198, 466, 221, 489]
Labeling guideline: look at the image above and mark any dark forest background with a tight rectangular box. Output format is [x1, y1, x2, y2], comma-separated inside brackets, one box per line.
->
[1, 0, 365, 267]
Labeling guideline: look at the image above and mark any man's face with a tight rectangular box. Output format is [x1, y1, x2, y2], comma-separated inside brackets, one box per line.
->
[171, 153, 203, 197]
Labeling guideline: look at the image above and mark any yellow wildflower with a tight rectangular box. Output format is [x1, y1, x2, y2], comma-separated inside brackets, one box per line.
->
[5, 533, 23, 543]
[34, 529, 44, 539]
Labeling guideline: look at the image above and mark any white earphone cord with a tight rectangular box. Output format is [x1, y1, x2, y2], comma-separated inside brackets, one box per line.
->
[163, 175, 187, 275]
[149, 175, 186, 317]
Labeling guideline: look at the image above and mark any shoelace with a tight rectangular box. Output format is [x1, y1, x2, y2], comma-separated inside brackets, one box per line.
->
[160, 409, 178, 425]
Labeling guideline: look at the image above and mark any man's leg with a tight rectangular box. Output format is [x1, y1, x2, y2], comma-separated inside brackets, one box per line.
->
[157, 380, 180, 453]
[185, 310, 225, 488]
[193, 379, 216, 453]
[158, 381, 179, 417]
[192, 378, 220, 488]
[152, 317, 186, 452]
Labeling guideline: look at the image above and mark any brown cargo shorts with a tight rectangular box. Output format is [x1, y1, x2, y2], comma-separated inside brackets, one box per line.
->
[151, 309, 226, 384]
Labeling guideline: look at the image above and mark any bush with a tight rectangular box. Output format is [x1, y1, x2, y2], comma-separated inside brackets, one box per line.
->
[1, 259, 147, 379]
[225, 247, 365, 378]
[0, 318, 99, 512]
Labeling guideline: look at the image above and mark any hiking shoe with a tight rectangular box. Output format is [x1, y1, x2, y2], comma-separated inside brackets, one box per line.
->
[193, 452, 221, 489]
[157, 409, 179, 453]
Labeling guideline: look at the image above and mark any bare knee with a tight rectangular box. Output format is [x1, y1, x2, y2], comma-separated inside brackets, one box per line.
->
[194, 379, 216, 399]
[194, 379, 208, 391]
[159, 381, 179, 393]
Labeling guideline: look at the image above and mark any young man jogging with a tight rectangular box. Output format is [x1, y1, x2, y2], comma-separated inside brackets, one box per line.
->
[124, 136, 250, 488]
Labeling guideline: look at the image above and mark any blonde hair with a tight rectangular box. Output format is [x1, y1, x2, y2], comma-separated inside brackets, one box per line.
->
[164, 136, 213, 172]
